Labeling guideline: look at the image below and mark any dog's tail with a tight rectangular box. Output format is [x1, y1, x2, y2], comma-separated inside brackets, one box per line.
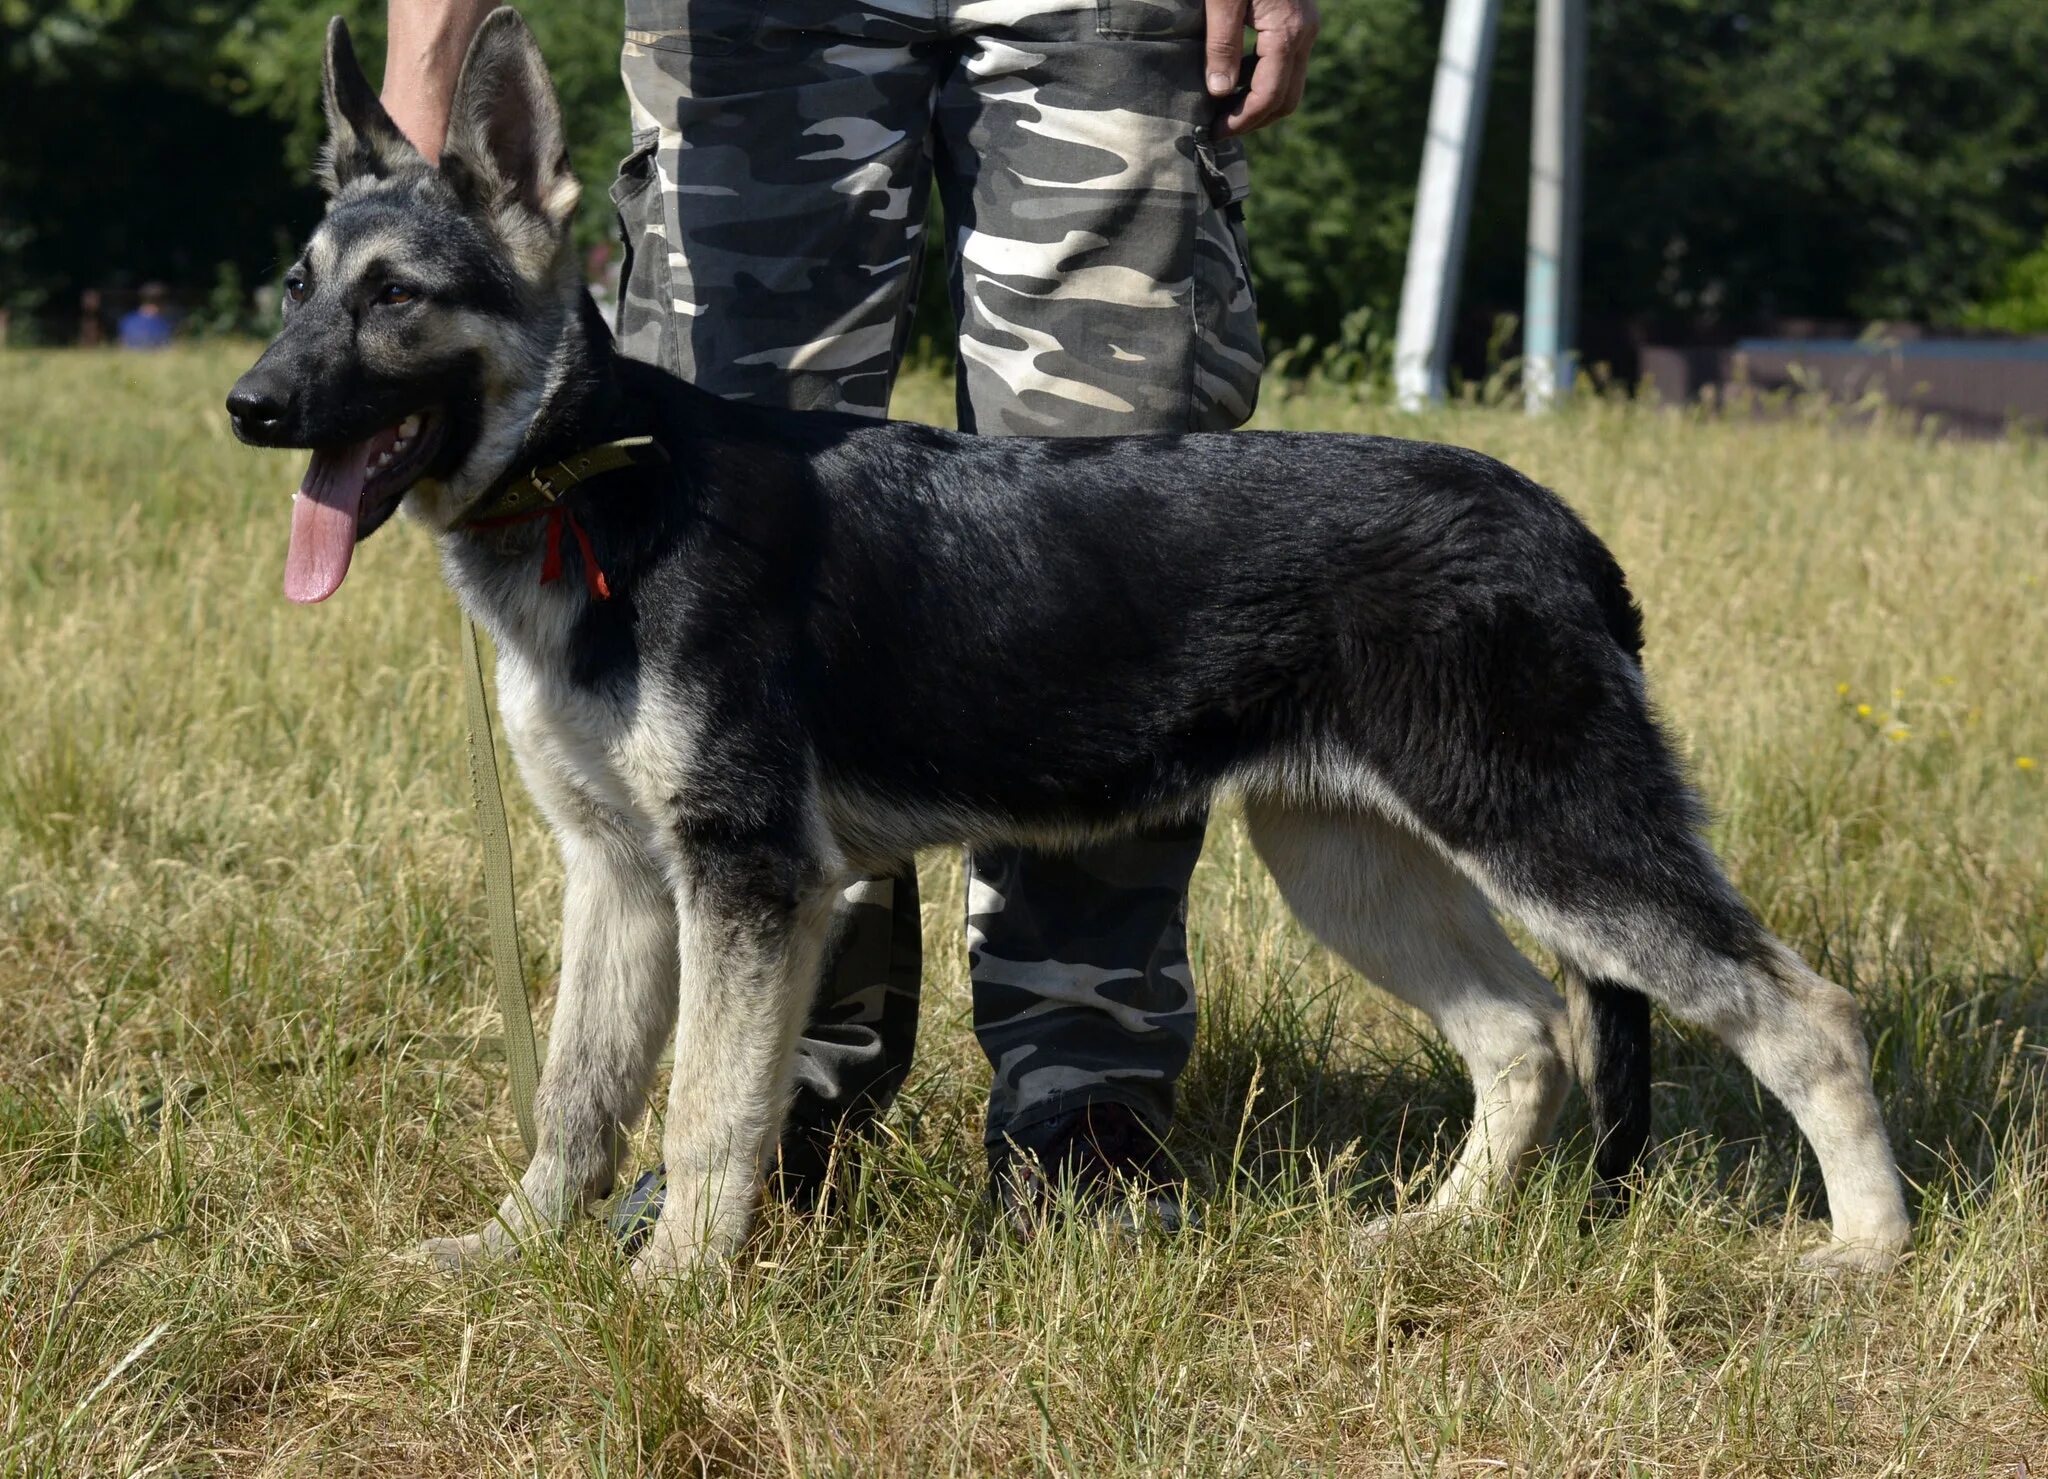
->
[1559, 520, 1654, 1209]
[1563, 968, 1653, 1213]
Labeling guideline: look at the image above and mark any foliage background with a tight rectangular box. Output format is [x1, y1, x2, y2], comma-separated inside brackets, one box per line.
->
[4, 0, 2047, 357]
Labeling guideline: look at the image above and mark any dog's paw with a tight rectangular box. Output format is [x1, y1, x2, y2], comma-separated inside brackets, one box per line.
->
[1797, 1234, 1909, 1277]
[1352, 1213, 1402, 1253]
[1351, 1206, 1456, 1256]
[406, 1231, 504, 1273]
[627, 1246, 714, 1286]
[626, 1225, 721, 1287]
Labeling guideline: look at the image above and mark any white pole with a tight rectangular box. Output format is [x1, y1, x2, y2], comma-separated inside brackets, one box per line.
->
[1524, 0, 1586, 411]
[1393, 0, 1503, 411]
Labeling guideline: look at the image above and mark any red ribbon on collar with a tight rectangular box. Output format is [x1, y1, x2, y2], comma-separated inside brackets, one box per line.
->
[466, 503, 612, 600]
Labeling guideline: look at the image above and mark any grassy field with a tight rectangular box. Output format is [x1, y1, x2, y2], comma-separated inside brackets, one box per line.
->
[2, 343, 2045, 1476]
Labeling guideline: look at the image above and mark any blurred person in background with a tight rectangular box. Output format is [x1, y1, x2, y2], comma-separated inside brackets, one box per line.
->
[117, 281, 175, 350]
[78, 287, 106, 347]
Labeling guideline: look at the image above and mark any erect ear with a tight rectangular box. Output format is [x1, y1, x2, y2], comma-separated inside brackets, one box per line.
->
[318, 16, 426, 195]
[440, 8, 582, 242]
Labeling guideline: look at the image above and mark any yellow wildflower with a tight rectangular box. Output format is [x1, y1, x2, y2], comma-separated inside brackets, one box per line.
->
[1886, 724, 1909, 743]
[2019, 757, 2038, 771]
[1836, 682, 1850, 696]
[1856, 703, 1872, 718]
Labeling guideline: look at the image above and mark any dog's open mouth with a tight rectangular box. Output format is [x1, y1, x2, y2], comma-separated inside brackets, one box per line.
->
[285, 410, 448, 603]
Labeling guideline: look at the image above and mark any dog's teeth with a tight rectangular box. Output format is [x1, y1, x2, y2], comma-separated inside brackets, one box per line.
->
[399, 415, 421, 438]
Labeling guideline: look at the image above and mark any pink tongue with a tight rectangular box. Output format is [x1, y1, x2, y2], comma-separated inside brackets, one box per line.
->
[284, 441, 373, 604]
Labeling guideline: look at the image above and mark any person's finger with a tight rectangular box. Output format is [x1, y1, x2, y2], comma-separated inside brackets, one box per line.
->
[1221, 4, 1317, 135]
[1274, 22, 1314, 116]
[1222, 48, 1289, 134]
[1205, 0, 1247, 97]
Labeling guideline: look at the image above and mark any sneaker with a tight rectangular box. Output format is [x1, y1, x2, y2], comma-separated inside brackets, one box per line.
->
[988, 1100, 1186, 1236]
[606, 1165, 665, 1255]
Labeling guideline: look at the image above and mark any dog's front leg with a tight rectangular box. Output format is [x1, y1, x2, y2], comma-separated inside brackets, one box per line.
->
[418, 825, 679, 1269]
[631, 834, 841, 1281]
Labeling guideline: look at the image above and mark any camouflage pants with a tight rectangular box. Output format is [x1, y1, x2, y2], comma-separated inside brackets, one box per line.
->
[612, 0, 1263, 1148]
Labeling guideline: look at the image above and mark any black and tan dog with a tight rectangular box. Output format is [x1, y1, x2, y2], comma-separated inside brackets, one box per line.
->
[227, 10, 1909, 1278]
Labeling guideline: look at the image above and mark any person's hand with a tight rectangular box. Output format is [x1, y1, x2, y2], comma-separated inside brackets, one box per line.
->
[1205, 0, 1320, 136]
[381, 0, 496, 160]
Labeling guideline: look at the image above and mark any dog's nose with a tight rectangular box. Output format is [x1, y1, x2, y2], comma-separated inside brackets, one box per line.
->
[226, 379, 292, 443]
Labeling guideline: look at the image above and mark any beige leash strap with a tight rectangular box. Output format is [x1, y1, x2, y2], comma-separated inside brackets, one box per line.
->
[461, 616, 542, 1156]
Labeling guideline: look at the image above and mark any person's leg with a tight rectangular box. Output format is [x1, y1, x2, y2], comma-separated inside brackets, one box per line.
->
[615, 5, 940, 1191]
[968, 822, 1203, 1145]
[931, 10, 1264, 1171]
[775, 870, 922, 1195]
[935, 12, 1261, 439]
[618, 5, 943, 412]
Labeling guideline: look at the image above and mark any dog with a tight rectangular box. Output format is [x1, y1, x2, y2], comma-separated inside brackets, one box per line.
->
[226, 10, 1910, 1278]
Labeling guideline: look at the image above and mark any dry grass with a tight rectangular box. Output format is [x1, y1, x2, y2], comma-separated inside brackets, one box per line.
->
[2, 344, 2045, 1476]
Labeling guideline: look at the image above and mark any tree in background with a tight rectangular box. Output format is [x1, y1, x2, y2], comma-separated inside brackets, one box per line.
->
[1237, 0, 2048, 368]
[0, 0, 628, 339]
[0, 0, 308, 336]
[1578, 0, 2048, 332]
[1968, 234, 2048, 334]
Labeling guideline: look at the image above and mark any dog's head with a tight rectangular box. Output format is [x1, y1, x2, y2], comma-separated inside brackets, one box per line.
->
[227, 9, 582, 602]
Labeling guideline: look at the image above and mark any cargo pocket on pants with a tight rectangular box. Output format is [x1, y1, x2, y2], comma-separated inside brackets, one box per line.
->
[610, 127, 674, 373]
[623, 0, 748, 53]
[1191, 126, 1262, 429]
[1095, 0, 1203, 37]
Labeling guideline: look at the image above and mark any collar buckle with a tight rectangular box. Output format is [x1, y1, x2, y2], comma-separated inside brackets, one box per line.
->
[465, 435, 669, 527]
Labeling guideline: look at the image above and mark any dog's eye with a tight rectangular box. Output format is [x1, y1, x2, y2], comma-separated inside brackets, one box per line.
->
[283, 274, 308, 304]
[378, 283, 418, 306]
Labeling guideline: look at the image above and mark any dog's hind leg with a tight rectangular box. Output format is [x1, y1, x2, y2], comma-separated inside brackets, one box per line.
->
[1245, 802, 1572, 1231]
[417, 822, 680, 1269]
[1479, 829, 1910, 1272]
[631, 831, 842, 1281]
